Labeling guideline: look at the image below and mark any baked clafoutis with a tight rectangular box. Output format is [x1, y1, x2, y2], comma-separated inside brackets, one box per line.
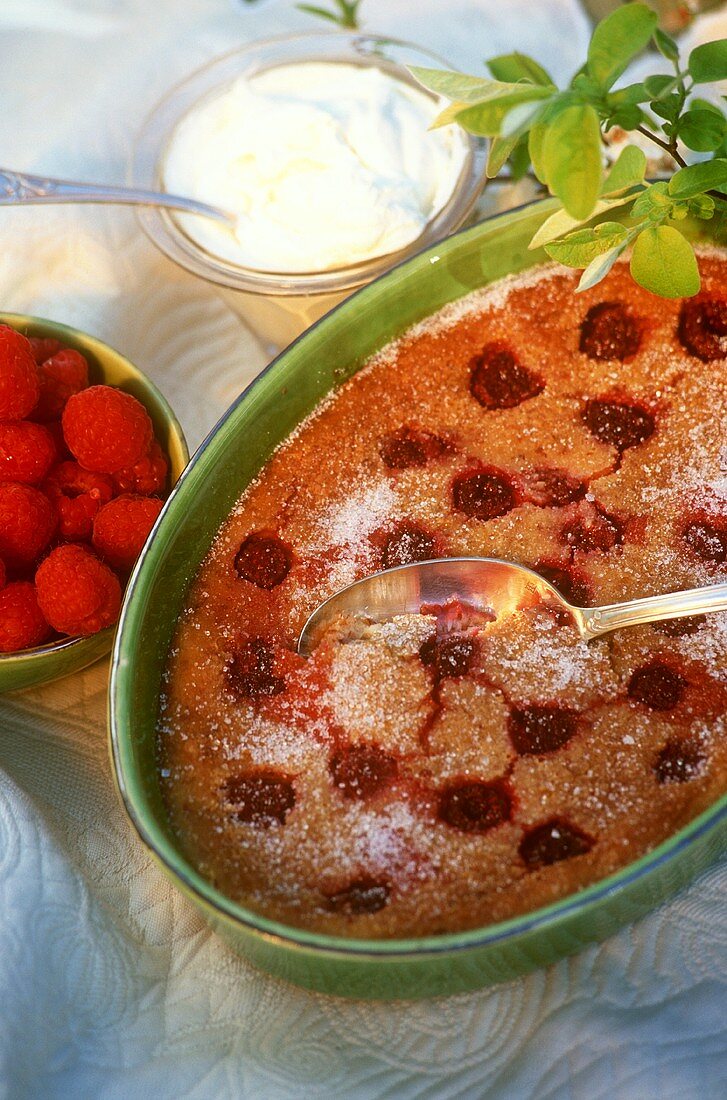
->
[158, 255, 727, 938]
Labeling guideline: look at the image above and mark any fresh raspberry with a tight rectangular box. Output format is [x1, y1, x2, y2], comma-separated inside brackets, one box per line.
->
[28, 336, 62, 365]
[112, 439, 168, 496]
[62, 385, 153, 473]
[0, 325, 40, 421]
[0, 581, 51, 652]
[34, 348, 89, 422]
[0, 482, 56, 567]
[44, 460, 114, 542]
[92, 494, 163, 571]
[0, 422, 56, 484]
[35, 544, 121, 636]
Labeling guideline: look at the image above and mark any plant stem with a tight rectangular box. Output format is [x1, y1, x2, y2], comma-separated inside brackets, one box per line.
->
[636, 125, 687, 168]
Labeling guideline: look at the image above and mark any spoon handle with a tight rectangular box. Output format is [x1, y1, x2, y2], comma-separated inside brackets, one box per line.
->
[0, 168, 233, 224]
[580, 581, 727, 639]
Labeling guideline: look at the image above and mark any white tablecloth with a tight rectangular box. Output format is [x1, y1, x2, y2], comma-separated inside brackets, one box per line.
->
[1, 2, 726, 1097]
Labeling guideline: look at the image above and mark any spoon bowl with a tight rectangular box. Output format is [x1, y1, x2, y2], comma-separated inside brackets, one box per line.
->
[298, 556, 727, 656]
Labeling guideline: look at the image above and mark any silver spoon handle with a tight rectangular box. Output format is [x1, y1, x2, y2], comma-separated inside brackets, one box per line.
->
[0, 168, 233, 224]
[580, 581, 727, 639]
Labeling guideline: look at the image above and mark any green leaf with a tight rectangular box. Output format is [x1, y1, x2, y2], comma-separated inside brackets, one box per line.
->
[543, 221, 629, 267]
[508, 135, 532, 180]
[690, 96, 725, 117]
[542, 104, 603, 219]
[577, 241, 629, 291]
[529, 122, 548, 183]
[602, 145, 647, 195]
[296, 5, 342, 23]
[529, 193, 636, 249]
[668, 159, 727, 198]
[654, 27, 679, 63]
[677, 109, 726, 152]
[450, 86, 552, 137]
[500, 98, 547, 139]
[586, 3, 658, 90]
[689, 193, 716, 219]
[609, 105, 644, 130]
[607, 82, 650, 107]
[643, 73, 678, 98]
[632, 181, 670, 219]
[630, 225, 700, 298]
[689, 39, 727, 83]
[408, 68, 514, 104]
[650, 93, 681, 122]
[487, 51, 552, 86]
[429, 100, 472, 130]
[486, 134, 518, 178]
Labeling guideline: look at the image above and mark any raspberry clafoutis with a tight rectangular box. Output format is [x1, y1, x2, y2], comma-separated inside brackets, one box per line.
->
[159, 254, 727, 939]
[0, 323, 171, 652]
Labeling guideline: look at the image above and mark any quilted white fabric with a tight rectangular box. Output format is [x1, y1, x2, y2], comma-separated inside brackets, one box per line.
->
[0, 2, 725, 1097]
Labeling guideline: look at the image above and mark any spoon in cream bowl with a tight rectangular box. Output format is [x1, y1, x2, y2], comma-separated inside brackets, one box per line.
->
[0, 167, 235, 225]
[297, 557, 727, 656]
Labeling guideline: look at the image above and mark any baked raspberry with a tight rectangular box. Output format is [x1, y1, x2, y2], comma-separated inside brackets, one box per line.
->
[0, 326, 40, 420]
[44, 461, 114, 542]
[62, 385, 153, 473]
[379, 523, 436, 569]
[437, 778, 512, 833]
[560, 504, 623, 555]
[92, 494, 163, 571]
[627, 661, 686, 711]
[0, 482, 56, 567]
[34, 349, 89, 422]
[508, 705, 579, 755]
[469, 342, 544, 409]
[329, 743, 398, 799]
[112, 439, 168, 496]
[681, 515, 727, 564]
[654, 738, 705, 784]
[452, 467, 517, 521]
[0, 581, 51, 652]
[234, 531, 292, 589]
[326, 877, 390, 915]
[420, 634, 478, 679]
[579, 302, 641, 361]
[28, 337, 61, 365]
[519, 818, 593, 869]
[0, 559, 5, 589]
[35, 544, 121, 636]
[0, 422, 56, 484]
[223, 769, 295, 826]
[583, 398, 655, 452]
[379, 427, 452, 470]
[534, 560, 592, 607]
[677, 296, 727, 361]
[653, 615, 705, 637]
[225, 636, 285, 700]
[521, 467, 586, 508]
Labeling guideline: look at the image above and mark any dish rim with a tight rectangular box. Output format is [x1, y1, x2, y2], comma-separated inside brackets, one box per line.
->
[109, 199, 727, 960]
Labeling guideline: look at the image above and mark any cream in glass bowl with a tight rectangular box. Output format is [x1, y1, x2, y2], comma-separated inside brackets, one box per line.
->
[132, 33, 486, 350]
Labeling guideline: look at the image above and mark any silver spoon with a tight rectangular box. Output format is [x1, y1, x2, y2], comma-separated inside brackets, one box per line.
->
[298, 557, 727, 656]
[0, 167, 234, 225]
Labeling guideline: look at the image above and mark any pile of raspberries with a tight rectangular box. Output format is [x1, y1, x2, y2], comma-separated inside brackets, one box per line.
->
[0, 323, 169, 652]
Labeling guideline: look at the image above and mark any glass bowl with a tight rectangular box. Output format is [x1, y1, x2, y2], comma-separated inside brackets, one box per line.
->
[108, 199, 727, 999]
[0, 314, 189, 694]
[131, 32, 487, 351]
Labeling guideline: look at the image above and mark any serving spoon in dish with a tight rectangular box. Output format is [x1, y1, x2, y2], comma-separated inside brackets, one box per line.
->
[297, 557, 727, 656]
[0, 167, 234, 225]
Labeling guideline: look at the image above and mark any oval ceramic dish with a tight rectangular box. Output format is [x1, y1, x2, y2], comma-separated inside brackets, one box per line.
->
[109, 200, 727, 1000]
[0, 314, 188, 693]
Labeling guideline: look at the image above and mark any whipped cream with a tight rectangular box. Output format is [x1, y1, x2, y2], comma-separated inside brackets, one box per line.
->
[162, 61, 469, 274]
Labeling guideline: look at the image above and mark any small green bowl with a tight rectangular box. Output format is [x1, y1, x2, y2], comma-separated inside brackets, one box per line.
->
[0, 314, 188, 693]
[109, 200, 727, 999]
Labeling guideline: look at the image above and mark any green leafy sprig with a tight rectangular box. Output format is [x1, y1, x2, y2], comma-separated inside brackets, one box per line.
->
[296, 0, 363, 29]
[411, 3, 727, 298]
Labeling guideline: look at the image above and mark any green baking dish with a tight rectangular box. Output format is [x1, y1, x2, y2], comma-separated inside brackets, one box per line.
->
[109, 199, 727, 999]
